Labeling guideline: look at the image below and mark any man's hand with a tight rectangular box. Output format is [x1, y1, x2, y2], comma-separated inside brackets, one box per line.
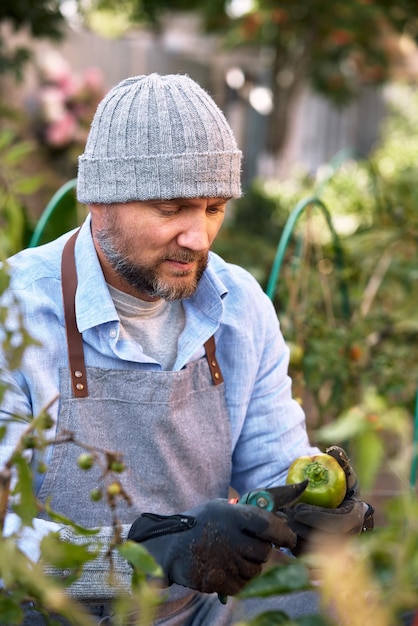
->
[128, 499, 296, 596]
[282, 446, 374, 554]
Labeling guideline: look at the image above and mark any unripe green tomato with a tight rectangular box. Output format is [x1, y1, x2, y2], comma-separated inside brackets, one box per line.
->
[22, 434, 37, 449]
[37, 461, 48, 474]
[109, 461, 125, 473]
[90, 487, 103, 502]
[288, 341, 304, 367]
[38, 413, 55, 430]
[286, 453, 346, 508]
[77, 453, 94, 470]
[107, 482, 122, 497]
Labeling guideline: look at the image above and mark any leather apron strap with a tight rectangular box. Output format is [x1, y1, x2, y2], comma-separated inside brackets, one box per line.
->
[61, 230, 88, 398]
[61, 230, 224, 398]
[204, 335, 224, 385]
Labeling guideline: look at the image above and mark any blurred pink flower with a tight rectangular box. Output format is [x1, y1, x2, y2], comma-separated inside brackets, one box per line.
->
[82, 67, 104, 92]
[33, 52, 105, 152]
[45, 111, 77, 148]
[39, 86, 66, 123]
[58, 72, 79, 98]
[38, 51, 74, 92]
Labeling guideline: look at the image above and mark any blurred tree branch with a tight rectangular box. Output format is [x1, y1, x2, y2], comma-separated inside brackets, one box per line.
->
[0, 0, 66, 80]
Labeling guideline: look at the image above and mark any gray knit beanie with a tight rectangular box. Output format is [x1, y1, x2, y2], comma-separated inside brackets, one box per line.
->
[77, 73, 242, 203]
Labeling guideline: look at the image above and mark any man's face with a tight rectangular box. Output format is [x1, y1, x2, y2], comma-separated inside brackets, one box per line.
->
[90, 197, 228, 301]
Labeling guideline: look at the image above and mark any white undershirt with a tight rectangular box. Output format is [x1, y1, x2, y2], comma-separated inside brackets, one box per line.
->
[107, 284, 185, 370]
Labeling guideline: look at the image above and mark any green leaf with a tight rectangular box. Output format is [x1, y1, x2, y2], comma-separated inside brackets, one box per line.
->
[11, 453, 37, 526]
[0, 591, 24, 624]
[238, 561, 311, 599]
[0, 129, 15, 151]
[353, 430, 384, 492]
[3, 141, 33, 166]
[13, 174, 43, 195]
[40, 531, 100, 569]
[0, 264, 11, 294]
[0, 425, 7, 442]
[315, 408, 369, 443]
[118, 540, 163, 582]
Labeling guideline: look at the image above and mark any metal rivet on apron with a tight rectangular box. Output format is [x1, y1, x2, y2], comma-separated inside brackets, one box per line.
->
[214, 372, 220, 379]
[211, 360, 216, 367]
[76, 383, 84, 391]
[74, 370, 83, 378]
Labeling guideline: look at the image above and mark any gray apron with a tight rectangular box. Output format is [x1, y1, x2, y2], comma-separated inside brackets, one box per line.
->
[36, 231, 241, 624]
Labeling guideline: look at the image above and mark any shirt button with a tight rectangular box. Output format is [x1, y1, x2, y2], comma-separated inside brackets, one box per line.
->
[110, 329, 117, 338]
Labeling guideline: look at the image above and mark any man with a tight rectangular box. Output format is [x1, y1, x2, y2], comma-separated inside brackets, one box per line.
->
[0, 73, 372, 624]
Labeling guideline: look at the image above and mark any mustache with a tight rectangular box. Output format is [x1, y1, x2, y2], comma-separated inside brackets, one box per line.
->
[162, 250, 206, 263]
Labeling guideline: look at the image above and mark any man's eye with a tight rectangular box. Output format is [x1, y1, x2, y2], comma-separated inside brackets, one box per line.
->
[160, 207, 181, 216]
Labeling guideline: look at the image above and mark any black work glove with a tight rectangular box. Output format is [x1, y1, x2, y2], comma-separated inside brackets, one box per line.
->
[128, 499, 296, 596]
[282, 446, 374, 555]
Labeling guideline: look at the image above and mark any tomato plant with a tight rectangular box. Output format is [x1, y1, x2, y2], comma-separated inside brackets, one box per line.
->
[286, 453, 346, 508]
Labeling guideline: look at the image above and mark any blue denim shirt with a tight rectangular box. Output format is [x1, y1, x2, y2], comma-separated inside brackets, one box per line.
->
[0, 215, 317, 553]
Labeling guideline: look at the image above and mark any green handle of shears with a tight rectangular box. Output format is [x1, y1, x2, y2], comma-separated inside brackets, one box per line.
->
[237, 489, 276, 511]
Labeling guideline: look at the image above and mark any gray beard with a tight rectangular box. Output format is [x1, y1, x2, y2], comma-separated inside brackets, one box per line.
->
[95, 228, 208, 301]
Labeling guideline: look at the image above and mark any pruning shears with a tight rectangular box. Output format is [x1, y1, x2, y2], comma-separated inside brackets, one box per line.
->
[218, 479, 308, 604]
[229, 479, 308, 511]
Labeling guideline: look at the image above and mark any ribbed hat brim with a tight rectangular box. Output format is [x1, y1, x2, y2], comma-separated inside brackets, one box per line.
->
[78, 151, 242, 203]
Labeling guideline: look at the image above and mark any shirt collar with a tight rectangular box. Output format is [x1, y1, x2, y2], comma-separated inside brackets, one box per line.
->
[187, 256, 228, 320]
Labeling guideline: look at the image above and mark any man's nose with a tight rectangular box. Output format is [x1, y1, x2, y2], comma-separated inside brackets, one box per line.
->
[176, 213, 210, 251]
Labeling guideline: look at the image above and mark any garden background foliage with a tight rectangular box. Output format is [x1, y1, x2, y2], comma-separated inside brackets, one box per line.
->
[1, 41, 418, 626]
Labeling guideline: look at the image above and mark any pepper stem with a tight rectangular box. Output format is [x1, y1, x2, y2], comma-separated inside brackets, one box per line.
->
[304, 461, 329, 486]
